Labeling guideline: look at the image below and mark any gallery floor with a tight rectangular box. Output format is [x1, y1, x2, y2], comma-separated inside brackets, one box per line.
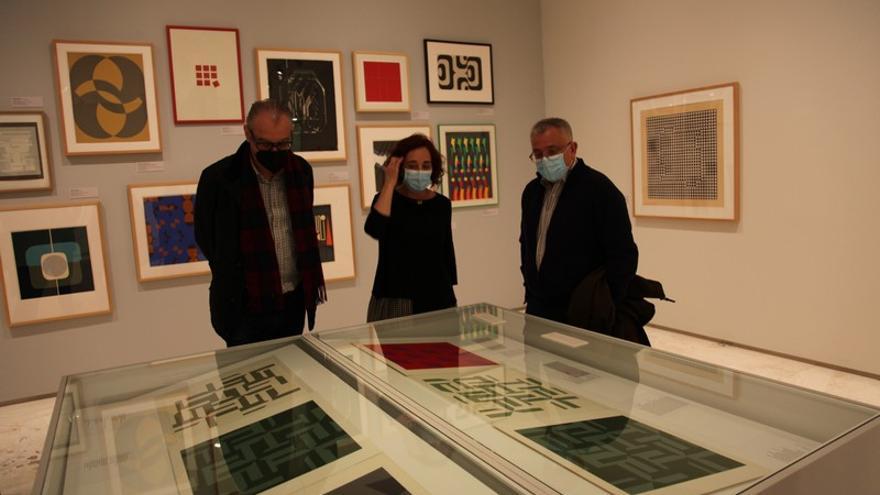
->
[2, 327, 878, 495]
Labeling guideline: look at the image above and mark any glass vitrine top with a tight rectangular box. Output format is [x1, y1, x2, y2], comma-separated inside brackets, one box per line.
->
[36, 337, 505, 495]
[309, 303, 879, 495]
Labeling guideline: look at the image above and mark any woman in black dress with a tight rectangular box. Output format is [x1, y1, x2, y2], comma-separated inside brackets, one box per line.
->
[365, 134, 457, 322]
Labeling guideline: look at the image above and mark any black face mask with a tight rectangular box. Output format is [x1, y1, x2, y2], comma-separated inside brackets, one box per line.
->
[255, 150, 289, 173]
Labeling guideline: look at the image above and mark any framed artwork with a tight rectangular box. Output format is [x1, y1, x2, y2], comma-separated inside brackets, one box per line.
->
[0, 202, 111, 327]
[166, 26, 244, 124]
[255, 49, 347, 162]
[424, 39, 494, 104]
[127, 182, 208, 282]
[351, 51, 411, 112]
[355, 124, 431, 209]
[52, 40, 161, 155]
[438, 124, 499, 208]
[631, 82, 739, 220]
[0, 112, 52, 192]
[313, 185, 355, 282]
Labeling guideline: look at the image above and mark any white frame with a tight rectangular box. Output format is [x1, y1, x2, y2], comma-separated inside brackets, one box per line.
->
[127, 181, 209, 282]
[352, 51, 411, 112]
[438, 124, 499, 208]
[255, 48, 347, 162]
[0, 202, 111, 327]
[0, 112, 52, 192]
[53, 40, 162, 155]
[314, 185, 356, 282]
[355, 124, 431, 209]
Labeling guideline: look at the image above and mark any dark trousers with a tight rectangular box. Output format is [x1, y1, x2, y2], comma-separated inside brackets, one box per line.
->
[224, 285, 306, 348]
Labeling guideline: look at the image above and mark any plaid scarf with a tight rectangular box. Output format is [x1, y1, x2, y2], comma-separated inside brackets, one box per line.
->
[239, 150, 326, 329]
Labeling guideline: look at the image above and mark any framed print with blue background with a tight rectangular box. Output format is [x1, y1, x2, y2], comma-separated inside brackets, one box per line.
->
[0, 202, 111, 327]
[53, 40, 161, 156]
[631, 82, 739, 220]
[438, 124, 499, 208]
[127, 182, 207, 282]
[352, 51, 411, 112]
[424, 39, 494, 104]
[256, 48, 347, 162]
[356, 124, 431, 209]
[0, 112, 52, 193]
[166, 26, 244, 124]
[313, 185, 355, 282]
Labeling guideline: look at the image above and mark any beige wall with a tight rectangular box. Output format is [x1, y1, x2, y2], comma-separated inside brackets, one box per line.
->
[541, 0, 880, 374]
[0, 0, 545, 402]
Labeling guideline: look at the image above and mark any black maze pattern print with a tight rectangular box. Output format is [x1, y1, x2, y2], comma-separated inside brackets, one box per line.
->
[646, 108, 718, 201]
[180, 401, 361, 495]
[437, 55, 483, 91]
[323, 468, 411, 495]
[171, 362, 299, 432]
[424, 375, 581, 418]
[518, 416, 744, 495]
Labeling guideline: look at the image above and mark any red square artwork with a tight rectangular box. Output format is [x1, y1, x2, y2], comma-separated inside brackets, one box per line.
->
[194, 64, 220, 88]
[362, 342, 496, 370]
[363, 61, 402, 102]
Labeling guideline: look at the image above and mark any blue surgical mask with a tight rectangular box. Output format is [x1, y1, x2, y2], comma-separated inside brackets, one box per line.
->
[537, 152, 569, 182]
[404, 169, 433, 191]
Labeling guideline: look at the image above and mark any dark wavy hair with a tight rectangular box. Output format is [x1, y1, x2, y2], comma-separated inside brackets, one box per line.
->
[388, 134, 444, 186]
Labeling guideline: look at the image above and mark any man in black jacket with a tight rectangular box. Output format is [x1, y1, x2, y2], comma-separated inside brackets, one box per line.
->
[195, 99, 326, 347]
[520, 118, 638, 324]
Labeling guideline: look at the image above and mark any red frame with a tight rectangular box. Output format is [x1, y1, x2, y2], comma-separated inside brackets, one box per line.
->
[166, 25, 244, 124]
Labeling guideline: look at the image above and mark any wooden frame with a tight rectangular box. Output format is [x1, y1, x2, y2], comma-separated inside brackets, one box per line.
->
[352, 51, 411, 112]
[52, 40, 161, 155]
[355, 124, 431, 209]
[0, 202, 112, 327]
[166, 26, 244, 124]
[0, 112, 52, 192]
[255, 48, 347, 162]
[438, 124, 499, 208]
[631, 82, 739, 220]
[127, 181, 208, 282]
[313, 184, 356, 282]
[424, 39, 494, 104]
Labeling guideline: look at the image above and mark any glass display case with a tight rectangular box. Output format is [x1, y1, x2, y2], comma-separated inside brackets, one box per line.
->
[35, 304, 880, 494]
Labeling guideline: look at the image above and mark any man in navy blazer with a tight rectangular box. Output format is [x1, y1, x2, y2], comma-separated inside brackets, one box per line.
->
[520, 118, 639, 324]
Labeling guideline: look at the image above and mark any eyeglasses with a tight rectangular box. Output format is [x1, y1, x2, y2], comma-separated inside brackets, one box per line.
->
[529, 141, 571, 163]
[248, 127, 293, 151]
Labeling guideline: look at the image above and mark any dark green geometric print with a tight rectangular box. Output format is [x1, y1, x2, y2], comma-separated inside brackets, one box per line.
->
[518, 415, 743, 494]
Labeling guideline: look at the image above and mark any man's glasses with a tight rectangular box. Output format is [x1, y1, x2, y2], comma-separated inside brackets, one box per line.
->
[248, 127, 293, 151]
[529, 141, 571, 163]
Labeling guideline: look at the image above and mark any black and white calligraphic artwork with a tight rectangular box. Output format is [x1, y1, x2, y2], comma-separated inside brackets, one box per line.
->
[425, 40, 494, 104]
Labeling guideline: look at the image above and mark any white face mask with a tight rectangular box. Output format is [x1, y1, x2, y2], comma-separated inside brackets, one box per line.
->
[537, 152, 568, 182]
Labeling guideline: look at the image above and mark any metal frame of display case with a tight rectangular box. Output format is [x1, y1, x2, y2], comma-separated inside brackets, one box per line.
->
[32, 304, 880, 494]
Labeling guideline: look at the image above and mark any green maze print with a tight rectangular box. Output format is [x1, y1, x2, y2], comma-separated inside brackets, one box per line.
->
[518, 415, 743, 494]
[181, 400, 360, 495]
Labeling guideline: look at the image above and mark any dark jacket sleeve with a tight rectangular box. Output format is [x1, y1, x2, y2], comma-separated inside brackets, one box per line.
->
[364, 193, 389, 240]
[194, 167, 218, 262]
[597, 182, 639, 304]
[445, 199, 458, 285]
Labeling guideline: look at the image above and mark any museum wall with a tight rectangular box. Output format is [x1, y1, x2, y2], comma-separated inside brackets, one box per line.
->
[541, 0, 880, 375]
[0, 0, 545, 402]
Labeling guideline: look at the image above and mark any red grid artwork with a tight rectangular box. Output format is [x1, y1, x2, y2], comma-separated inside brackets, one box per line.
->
[362, 342, 497, 370]
[363, 61, 402, 102]
[195, 64, 220, 87]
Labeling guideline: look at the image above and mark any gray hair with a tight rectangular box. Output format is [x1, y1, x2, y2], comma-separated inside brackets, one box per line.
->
[246, 98, 292, 126]
[530, 117, 573, 140]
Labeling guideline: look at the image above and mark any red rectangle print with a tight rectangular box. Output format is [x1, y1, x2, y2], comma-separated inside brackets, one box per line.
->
[363, 61, 402, 102]
[363, 342, 496, 370]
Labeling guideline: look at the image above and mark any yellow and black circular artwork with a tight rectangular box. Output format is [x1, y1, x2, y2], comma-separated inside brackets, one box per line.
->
[68, 53, 151, 143]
